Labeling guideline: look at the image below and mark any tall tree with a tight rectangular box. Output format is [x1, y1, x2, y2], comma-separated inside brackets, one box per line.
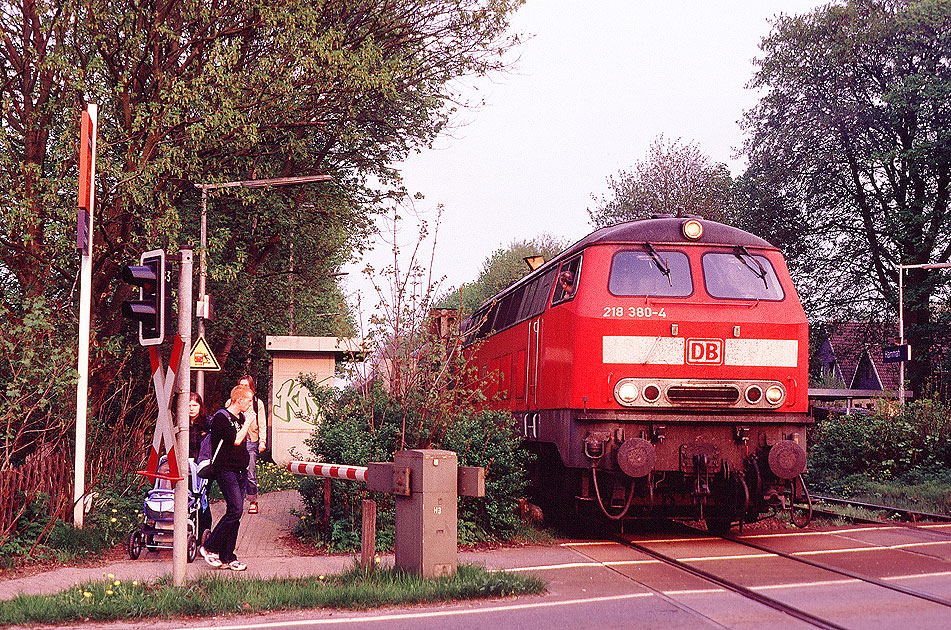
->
[588, 135, 736, 228]
[0, 1, 523, 458]
[741, 0, 951, 392]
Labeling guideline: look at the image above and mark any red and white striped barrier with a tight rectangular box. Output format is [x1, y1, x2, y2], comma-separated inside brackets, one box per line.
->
[287, 461, 368, 482]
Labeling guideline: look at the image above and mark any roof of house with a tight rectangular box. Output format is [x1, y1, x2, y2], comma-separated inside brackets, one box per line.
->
[816, 321, 900, 392]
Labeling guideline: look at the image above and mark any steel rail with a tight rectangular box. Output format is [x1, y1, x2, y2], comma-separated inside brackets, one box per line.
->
[615, 534, 849, 630]
[706, 525, 951, 609]
[807, 506, 881, 525]
[810, 495, 951, 523]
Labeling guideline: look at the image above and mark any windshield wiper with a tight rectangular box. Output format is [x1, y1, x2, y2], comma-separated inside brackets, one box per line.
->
[644, 242, 672, 287]
[733, 246, 769, 290]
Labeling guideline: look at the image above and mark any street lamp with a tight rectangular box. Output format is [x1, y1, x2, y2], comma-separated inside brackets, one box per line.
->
[896, 261, 951, 405]
[194, 174, 332, 398]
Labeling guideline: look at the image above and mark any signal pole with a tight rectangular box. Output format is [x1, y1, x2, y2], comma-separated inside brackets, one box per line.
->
[74, 103, 98, 528]
[896, 261, 951, 406]
[173, 248, 193, 586]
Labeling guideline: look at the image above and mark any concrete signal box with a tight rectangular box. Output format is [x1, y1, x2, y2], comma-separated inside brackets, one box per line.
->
[265, 336, 363, 466]
[395, 449, 457, 578]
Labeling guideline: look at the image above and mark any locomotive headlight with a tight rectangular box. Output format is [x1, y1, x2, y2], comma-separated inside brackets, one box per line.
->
[682, 219, 704, 240]
[614, 379, 639, 406]
[764, 384, 785, 405]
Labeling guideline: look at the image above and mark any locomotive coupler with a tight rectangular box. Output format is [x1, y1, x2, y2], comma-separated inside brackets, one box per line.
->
[583, 431, 611, 460]
[763, 485, 783, 506]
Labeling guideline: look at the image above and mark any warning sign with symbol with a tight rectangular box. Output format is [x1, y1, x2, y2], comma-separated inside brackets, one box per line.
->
[189, 335, 221, 371]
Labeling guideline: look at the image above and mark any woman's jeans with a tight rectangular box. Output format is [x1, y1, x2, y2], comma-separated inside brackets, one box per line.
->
[204, 468, 247, 563]
[246, 440, 259, 502]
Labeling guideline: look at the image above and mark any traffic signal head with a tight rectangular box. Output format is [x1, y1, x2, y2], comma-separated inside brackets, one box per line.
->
[121, 249, 165, 346]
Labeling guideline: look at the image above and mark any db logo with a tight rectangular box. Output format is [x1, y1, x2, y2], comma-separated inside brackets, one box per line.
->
[686, 338, 723, 364]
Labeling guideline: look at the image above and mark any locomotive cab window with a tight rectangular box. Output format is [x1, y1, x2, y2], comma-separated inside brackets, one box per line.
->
[608, 249, 692, 296]
[702, 249, 785, 301]
[552, 256, 581, 305]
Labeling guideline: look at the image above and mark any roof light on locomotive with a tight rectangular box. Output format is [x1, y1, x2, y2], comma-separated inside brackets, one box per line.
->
[682, 218, 704, 239]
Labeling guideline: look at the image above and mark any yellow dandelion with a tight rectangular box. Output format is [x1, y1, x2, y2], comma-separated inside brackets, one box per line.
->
[83, 591, 92, 598]
[132, 581, 139, 586]
[318, 575, 325, 581]
[112, 508, 118, 513]
[106, 589, 113, 596]
[110, 517, 117, 523]
[114, 580, 121, 586]
[107, 574, 114, 579]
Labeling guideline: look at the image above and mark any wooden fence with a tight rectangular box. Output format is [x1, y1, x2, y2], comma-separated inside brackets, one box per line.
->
[0, 445, 72, 540]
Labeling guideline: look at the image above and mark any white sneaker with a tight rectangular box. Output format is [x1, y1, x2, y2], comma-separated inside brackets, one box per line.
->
[199, 545, 221, 567]
[224, 560, 247, 571]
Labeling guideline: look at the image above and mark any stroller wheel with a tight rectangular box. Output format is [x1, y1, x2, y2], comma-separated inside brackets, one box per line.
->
[128, 531, 144, 560]
[187, 533, 198, 563]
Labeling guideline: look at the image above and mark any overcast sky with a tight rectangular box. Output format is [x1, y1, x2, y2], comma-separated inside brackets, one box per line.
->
[342, 1, 824, 318]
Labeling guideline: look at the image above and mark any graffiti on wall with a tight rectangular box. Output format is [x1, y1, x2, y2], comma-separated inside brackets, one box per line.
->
[272, 378, 321, 426]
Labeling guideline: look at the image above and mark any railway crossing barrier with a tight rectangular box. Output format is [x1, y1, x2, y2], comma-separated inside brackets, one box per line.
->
[288, 449, 485, 577]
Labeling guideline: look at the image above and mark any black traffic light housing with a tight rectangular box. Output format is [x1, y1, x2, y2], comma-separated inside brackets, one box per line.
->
[121, 249, 165, 346]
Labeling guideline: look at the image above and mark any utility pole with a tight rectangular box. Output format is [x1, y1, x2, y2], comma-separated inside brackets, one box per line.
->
[196, 188, 208, 401]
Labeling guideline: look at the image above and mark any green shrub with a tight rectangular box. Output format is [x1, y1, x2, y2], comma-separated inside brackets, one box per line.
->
[2, 472, 144, 564]
[295, 382, 532, 550]
[806, 399, 951, 493]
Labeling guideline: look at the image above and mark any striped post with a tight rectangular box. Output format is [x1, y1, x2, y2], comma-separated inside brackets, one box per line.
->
[287, 461, 368, 482]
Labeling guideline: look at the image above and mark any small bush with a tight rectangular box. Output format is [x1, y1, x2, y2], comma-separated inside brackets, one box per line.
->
[1, 472, 144, 565]
[295, 383, 532, 551]
[256, 460, 301, 493]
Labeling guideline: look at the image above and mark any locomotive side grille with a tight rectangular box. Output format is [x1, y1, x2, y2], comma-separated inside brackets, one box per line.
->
[666, 385, 740, 404]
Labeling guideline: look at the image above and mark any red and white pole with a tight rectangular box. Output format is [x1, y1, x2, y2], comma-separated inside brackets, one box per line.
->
[74, 103, 98, 528]
[287, 461, 368, 482]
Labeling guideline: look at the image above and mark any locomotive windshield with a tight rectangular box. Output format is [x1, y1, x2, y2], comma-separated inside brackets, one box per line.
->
[702, 251, 785, 300]
[608, 249, 692, 296]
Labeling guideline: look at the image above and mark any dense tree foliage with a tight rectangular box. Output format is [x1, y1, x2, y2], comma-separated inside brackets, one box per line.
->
[588, 135, 737, 228]
[0, 0, 523, 468]
[442, 234, 567, 313]
[741, 0, 951, 391]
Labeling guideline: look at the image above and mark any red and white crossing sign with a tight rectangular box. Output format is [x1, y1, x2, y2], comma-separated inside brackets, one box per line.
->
[138, 335, 185, 481]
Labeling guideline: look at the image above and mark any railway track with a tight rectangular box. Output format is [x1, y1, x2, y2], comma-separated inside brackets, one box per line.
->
[809, 494, 951, 524]
[612, 521, 951, 629]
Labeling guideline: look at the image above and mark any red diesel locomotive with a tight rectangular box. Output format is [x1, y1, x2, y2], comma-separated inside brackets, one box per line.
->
[462, 216, 811, 531]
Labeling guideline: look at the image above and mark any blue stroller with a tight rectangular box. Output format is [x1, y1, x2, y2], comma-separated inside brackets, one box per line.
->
[127, 456, 211, 562]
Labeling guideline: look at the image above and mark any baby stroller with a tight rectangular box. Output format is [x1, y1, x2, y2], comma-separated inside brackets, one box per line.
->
[128, 456, 211, 562]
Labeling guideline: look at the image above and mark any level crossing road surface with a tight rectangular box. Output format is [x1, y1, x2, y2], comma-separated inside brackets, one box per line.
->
[4, 492, 951, 629]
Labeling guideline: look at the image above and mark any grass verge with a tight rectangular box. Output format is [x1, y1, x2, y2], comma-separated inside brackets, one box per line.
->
[0, 563, 546, 626]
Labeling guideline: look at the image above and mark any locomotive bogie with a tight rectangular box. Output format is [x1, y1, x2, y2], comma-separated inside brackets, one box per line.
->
[516, 409, 805, 476]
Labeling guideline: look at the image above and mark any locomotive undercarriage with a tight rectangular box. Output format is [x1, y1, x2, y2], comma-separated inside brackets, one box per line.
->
[523, 409, 811, 531]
